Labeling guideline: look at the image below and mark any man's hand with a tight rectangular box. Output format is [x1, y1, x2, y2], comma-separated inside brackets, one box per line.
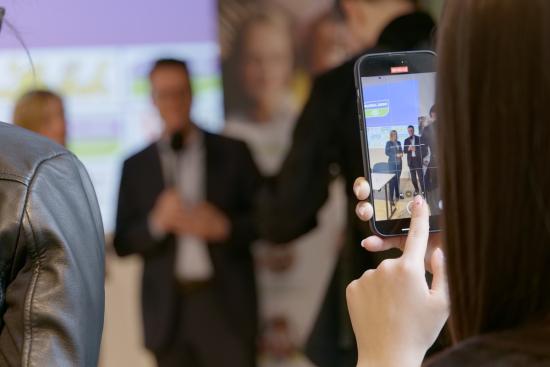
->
[176, 202, 231, 243]
[150, 189, 189, 235]
[151, 191, 231, 243]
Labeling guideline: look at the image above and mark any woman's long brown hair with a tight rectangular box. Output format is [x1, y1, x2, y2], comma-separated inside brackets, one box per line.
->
[437, 0, 550, 342]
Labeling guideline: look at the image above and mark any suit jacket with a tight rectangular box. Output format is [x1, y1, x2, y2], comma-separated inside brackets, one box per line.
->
[114, 131, 261, 353]
[421, 122, 437, 166]
[404, 135, 422, 167]
[258, 11, 436, 367]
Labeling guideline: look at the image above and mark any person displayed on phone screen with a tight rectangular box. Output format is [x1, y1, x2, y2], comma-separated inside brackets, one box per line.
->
[420, 105, 439, 212]
[385, 130, 404, 202]
[404, 125, 424, 196]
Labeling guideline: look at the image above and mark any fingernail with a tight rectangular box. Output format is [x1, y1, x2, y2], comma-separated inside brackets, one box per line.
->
[358, 205, 366, 217]
[354, 183, 361, 197]
[361, 239, 367, 248]
[414, 195, 423, 207]
[434, 247, 445, 261]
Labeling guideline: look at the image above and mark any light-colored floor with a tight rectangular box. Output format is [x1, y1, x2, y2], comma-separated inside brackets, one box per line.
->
[373, 178, 418, 221]
[98, 251, 321, 367]
[98, 253, 320, 366]
[99, 252, 156, 367]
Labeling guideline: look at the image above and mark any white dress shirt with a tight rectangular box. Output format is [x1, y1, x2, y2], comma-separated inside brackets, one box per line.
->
[155, 129, 214, 282]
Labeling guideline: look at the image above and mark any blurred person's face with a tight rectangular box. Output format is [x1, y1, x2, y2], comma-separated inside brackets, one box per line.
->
[390, 131, 397, 141]
[340, 0, 377, 48]
[39, 98, 66, 146]
[408, 127, 414, 136]
[310, 17, 354, 74]
[150, 66, 192, 135]
[430, 111, 437, 121]
[419, 116, 426, 127]
[240, 22, 293, 117]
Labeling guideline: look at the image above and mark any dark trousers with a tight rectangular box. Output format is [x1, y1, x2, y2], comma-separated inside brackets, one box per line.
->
[155, 286, 255, 367]
[424, 166, 440, 215]
[409, 158, 425, 193]
[423, 166, 438, 197]
[389, 162, 402, 201]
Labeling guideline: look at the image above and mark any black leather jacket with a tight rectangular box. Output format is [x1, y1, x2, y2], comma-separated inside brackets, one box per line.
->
[0, 123, 105, 366]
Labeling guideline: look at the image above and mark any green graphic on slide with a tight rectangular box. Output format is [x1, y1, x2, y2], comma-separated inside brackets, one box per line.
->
[365, 100, 390, 118]
[132, 75, 221, 96]
[68, 139, 121, 157]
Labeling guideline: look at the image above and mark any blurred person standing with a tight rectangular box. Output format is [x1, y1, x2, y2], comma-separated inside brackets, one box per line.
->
[223, 7, 299, 138]
[258, 0, 436, 366]
[13, 89, 67, 146]
[114, 58, 261, 367]
[224, 8, 346, 366]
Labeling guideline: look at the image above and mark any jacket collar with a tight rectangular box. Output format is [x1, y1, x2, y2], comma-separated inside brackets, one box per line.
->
[377, 11, 436, 51]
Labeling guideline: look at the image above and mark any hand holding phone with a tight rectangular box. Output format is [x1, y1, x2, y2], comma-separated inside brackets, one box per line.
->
[354, 177, 443, 271]
[347, 189, 448, 367]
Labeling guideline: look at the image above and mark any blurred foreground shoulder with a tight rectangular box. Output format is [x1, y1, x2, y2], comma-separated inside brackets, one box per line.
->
[0, 122, 105, 366]
[425, 335, 550, 367]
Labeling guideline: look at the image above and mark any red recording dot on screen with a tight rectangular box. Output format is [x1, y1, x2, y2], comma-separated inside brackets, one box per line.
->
[391, 66, 409, 74]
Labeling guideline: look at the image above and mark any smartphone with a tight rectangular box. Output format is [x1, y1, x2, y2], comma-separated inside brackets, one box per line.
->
[354, 51, 442, 237]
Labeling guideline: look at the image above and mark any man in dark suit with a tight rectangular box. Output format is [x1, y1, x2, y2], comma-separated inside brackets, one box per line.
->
[258, 1, 436, 366]
[420, 104, 440, 213]
[114, 59, 260, 367]
[404, 125, 425, 195]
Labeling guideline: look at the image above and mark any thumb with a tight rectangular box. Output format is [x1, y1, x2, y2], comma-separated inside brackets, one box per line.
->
[430, 247, 448, 300]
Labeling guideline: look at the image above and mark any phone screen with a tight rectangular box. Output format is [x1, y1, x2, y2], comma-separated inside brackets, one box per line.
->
[357, 53, 441, 235]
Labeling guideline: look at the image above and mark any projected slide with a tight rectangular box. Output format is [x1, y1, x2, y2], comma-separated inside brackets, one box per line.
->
[0, 0, 222, 232]
[363, 79, 420, 148]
